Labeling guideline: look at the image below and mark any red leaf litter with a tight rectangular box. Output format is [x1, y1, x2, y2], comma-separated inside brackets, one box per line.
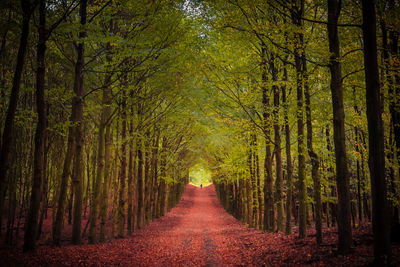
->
[1, 184, 399, 266]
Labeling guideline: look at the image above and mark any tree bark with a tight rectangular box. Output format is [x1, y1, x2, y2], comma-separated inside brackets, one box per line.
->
[283, 62, 293, 235]
[0, 0, 33, 228]
[71, 0, 87, 245]
[327, 0, 352, 253]
[261, 45, 274, 232]
[127, 118, 134, 234]
[290, 1, 307, 238]
[118, 80, 127, 237]
[136, 135, 144, 229]
[303, 55, 322, 244]
[361, 0, 392, 264]
[247, 143, 253, 227]
[23, 0, 46, 251]
[271, 54, 284, 232]
[88, 65, 112, 243]
[99, 123, 112, 242]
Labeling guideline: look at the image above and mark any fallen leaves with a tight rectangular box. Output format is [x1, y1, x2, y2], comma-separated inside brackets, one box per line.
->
[0, 185, 399, 266]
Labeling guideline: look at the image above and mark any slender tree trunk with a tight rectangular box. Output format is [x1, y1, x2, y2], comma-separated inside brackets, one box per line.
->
[327, 0, 352, 253]
[382, 11, 400, 226]
[282, 61, 293, 235]
[71, 0, 87, 245]
[127, 120, 134, 235]
[158, 138, 167, 218]
[136, 135, 144, 229]
[353, 89, 363, 223]
[290, 2, 307, 238]
[23, 0, 46, 251]
[256, 152, 262, 229]
[0, 0, 33, 228]
[361, 0, 392, 263]
[303, 55, 322, 244]
[99, 124, 111, 242]
[118, 81, 127, 237]
[261, 45, 274, 232]
[88, 71, 112, 244]
[37, 140, 49, 240]
[271, 54, 284, 232]
[247, 144, 253, 227]
[294, 33, 306, 239]
[151, 129, 160, 221]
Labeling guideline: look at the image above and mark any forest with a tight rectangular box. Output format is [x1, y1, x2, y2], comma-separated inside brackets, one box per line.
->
[0, 0, 399, 266]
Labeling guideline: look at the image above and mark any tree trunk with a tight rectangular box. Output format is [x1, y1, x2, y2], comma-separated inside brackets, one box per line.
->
[327, 0, 352, 253]
[23, 0, 46, 251]
[294, 33, 306, 239]
[88, 68, 112, 244]
[271, 54, 284, 232]
[303, 55, 322, 244]
[71, 0, 87, 245]
[136, 135, 144, 229]
[261, 45, 274, 232]
[151, 129, 160, 221]
[127, 120, 134, 235]
[99, 124, 112, 242]
[290, 2, 307, 238]
[361, 0, 392, 263]
[118, 81, 127, 237]
[282, 60, 293, 235]
[0, 0, 33, 229]
[247, 144, 253, 227]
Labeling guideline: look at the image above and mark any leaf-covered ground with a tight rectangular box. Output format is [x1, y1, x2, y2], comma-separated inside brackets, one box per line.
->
[1, 185, 399, 266]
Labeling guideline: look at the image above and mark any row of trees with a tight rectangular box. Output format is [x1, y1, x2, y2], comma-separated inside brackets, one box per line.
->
[0, 0, 399, 265]
[0, 0, 194, 252]
[193, 0, 399, 265]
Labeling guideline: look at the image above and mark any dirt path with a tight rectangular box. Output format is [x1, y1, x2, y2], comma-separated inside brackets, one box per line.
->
[3, 185, 260, 266]
[2, 184, 397, 266]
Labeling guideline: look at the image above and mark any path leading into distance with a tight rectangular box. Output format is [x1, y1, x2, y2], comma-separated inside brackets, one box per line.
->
[3, 184, 378, 266]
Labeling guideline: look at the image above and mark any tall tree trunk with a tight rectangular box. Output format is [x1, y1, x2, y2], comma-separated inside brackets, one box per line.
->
[327, 0, 352, 253]
[282, 60, 293, 235]
[136, 135, 144, 229]
[118, 81, 127, 237]
[382, 10, 400, 226]
[247, 143, 253, 227]
[71, 0, 87, 245]
[88, 67, 112, 243]
[37, 139, 49, 240]
[361, 0, 392, 264]
[0, 0, 33, 229]
[23, 0, 46, 251]
[151, 129, 160, 221]
[353, 88, 363, 223]
[99, 124, 112, 242]
[261, 45, 274, 232]
[144, 131, 151, 225]
[290, 2, 307, 238]
[127, 119, 134, 234]
[256, 152, 263, 229]
[271, 54, 284, 232]
[303, 55, 322, 244]
[158, 137, 167, 218]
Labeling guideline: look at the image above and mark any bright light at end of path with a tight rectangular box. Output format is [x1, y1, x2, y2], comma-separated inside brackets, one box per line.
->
[189, 164, 212, 187]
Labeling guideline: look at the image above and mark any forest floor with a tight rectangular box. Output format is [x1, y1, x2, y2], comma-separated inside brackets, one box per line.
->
[1, 184, 400, 266]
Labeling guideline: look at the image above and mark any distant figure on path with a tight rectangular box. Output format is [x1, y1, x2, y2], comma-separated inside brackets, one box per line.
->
[200, 184, 202, 189]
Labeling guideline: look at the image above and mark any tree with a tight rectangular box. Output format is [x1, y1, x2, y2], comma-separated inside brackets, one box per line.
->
[0, 0, 34, 228]
[71, 0, 87, 245]
[361, 0, 392, 264]
[23, 0, 46, 252]
[327, 0, 352, 253]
